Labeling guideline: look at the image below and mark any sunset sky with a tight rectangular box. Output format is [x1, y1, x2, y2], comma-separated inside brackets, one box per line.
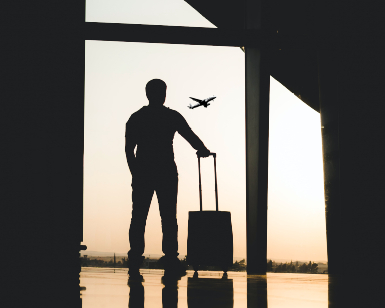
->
[83, 0, 327, 262]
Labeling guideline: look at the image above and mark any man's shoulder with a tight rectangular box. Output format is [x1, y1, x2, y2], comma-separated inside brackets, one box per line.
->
[126, 106, 185, 124]
[127, 107, 147, 123]
[163, 106, 182, 116]
[162, 106, 188, 122]
[133, 106, 148, 115]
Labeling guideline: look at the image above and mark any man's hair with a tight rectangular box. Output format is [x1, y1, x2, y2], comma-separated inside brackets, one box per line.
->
[146, 79, 167, 101]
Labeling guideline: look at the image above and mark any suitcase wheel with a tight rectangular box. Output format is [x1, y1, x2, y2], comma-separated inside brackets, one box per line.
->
[221, 265, 228, 274]
[192, 264, 199, 273]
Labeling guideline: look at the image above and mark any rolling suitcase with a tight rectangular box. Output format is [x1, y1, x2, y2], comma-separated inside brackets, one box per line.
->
[187, 153, 233, 273]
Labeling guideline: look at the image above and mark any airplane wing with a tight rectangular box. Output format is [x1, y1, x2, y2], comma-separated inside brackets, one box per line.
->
[189, 103, 201, 109]
[189, 97, 203, 103]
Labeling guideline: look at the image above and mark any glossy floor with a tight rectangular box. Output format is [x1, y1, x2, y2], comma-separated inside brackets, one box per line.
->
[80, 268, 328, 308]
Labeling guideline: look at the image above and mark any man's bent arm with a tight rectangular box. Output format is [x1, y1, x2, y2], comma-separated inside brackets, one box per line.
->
[177, 115, 210, 155]
[125, 137, 137, 177]
[179, 129, 207, 151]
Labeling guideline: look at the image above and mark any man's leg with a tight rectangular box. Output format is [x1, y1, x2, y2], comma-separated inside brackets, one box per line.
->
[155, 175, 186, 277]
[128, 176, 154, 277]
[155, 175, 178, 258]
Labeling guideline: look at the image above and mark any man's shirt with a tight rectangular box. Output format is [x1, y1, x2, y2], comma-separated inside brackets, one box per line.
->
[126, 105, 206, 176]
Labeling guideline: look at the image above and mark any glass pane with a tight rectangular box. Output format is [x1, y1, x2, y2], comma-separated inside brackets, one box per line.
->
[83, 41, 326, 276]
[86, 0, 216, 28]
[84, 41, 244, 260]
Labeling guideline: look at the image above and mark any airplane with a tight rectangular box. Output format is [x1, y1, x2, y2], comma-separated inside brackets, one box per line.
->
[188, 95, 216, 109]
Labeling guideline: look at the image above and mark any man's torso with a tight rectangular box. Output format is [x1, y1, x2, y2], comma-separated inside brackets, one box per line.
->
[126, 105, 185, 175]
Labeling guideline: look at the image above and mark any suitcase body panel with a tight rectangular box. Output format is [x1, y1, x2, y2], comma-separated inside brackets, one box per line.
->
[187, 210, 233, 267]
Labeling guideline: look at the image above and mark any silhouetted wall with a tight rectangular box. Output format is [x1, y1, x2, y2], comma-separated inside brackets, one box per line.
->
[4, 1, 84, 303]
[333, 47, 384, 275]
[186, 0, 385, 279]
[316, 1, 385, 278]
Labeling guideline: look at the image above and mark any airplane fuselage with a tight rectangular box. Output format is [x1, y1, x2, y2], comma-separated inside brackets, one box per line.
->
[188, 96, 216, 109]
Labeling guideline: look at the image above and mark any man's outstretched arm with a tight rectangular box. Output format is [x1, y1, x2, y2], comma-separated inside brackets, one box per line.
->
[177, 116, 211, 157]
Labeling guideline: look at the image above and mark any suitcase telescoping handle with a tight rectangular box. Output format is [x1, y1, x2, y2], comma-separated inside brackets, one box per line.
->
[197, 152, 218, 211]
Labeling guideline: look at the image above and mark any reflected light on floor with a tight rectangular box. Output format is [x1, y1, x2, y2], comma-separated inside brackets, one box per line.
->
[80, 268, 328, 308]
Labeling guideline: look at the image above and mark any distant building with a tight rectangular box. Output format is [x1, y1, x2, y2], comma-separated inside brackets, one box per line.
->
[142, 258, 160, 269]
[317, 263, 328, 274]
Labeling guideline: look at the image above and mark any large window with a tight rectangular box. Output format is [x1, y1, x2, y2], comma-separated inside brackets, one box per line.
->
[84, 41, 246, 258]
[83, 0, 326, 266]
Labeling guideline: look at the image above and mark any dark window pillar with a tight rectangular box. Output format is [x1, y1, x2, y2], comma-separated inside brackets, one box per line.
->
[318, 51, 340, 276]
[245, 0, 270, 275]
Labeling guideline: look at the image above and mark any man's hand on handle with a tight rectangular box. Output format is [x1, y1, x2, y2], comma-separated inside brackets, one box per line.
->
[196, 148, 212, 158]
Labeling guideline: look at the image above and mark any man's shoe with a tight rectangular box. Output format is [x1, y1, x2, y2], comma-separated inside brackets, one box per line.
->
[161, 274, 181, 285]
[128, 270, 144, 282]
[161, 256, 187, 278]
[127, 255, 145, 281]
[127, 255, 145, 270]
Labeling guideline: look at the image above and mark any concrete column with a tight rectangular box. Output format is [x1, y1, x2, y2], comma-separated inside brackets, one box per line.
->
[318, 50, 340, 276]
[245, 0, 270, 274]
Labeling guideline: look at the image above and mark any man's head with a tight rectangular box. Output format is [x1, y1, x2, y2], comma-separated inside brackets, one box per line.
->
[146, 79, 167, 106]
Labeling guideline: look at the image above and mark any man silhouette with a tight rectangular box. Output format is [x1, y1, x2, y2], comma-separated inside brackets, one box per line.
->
[125, 79, 210, 279]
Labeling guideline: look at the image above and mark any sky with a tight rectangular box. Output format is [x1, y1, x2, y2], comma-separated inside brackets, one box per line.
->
[84, 0, 327, 262]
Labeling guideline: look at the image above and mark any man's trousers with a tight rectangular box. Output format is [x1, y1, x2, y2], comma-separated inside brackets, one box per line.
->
[128, 173, 178, 259]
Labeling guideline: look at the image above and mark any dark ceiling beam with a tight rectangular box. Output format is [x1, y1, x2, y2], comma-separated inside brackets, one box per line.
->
[85, 22, 316, 49]
[85, 22, 248, 47]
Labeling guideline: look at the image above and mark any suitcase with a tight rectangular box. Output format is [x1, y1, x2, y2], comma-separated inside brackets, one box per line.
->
[187, 153, 233, 273]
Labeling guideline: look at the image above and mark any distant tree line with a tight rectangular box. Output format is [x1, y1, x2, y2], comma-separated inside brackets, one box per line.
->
[80, 255, 323, 274]
[267, 260, 320, 273]
[80, 255, 127, 268]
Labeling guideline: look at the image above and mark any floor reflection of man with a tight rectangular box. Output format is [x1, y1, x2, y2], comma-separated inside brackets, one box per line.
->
[125, 79, 211, 280]
[128, 280, 144, 308]
[162, 277, 179, 308]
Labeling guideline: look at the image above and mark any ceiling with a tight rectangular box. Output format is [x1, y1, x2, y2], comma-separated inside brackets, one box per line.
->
[185, 0, 384, 113]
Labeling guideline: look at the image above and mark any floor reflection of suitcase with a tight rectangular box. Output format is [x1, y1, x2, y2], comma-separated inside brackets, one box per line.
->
[187, 277, 234, 308]
[187, 153, 233, 273]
